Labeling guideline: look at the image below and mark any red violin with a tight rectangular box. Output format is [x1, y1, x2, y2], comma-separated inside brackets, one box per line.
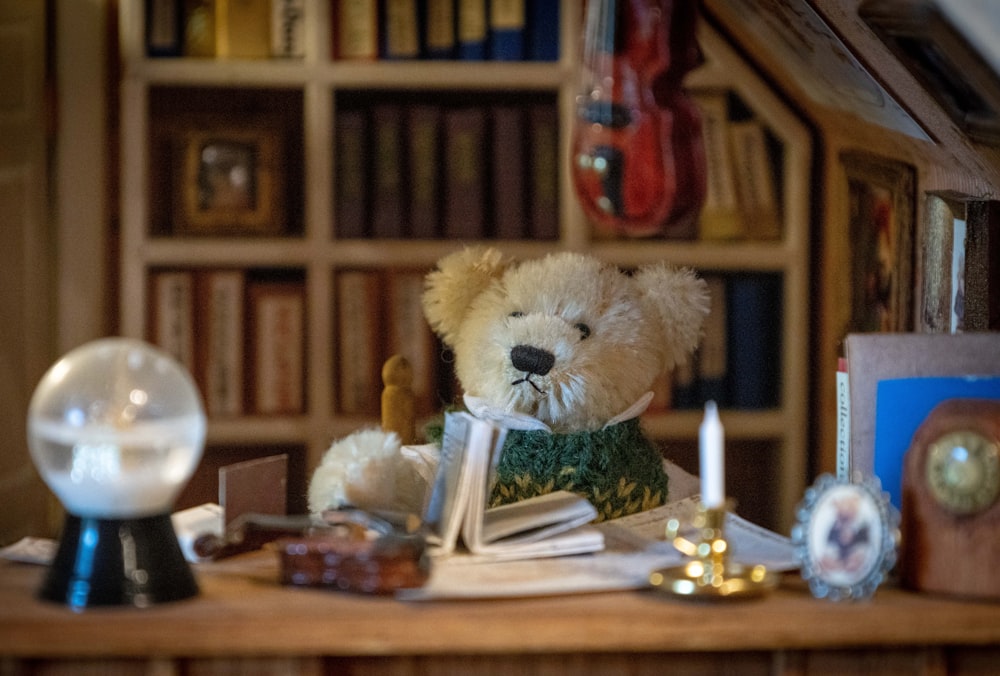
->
[571, 0, 706, 238]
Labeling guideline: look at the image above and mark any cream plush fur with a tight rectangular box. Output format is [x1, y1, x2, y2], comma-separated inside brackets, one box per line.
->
[309, 247, 709, 515]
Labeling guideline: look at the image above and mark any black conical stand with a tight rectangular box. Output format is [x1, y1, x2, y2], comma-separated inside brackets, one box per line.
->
[39, 512, 199, 609]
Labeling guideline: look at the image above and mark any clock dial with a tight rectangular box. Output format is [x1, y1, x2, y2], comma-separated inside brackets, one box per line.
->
[925, 430, 1000, 515]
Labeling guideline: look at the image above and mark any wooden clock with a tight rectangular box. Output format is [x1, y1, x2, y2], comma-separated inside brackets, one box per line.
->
[901, 398, 1000, 600]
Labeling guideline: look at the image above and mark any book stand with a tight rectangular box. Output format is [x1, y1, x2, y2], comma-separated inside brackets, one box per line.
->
[649, 501, 779, 600]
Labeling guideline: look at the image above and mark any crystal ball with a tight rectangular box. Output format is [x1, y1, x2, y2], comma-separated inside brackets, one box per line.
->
[28, 338, 206, 519]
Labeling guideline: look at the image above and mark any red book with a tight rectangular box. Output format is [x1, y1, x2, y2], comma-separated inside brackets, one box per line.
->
[249, 280, 305, 415]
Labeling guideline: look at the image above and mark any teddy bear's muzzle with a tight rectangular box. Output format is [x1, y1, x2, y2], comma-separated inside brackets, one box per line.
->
[510, 345, 555, 376]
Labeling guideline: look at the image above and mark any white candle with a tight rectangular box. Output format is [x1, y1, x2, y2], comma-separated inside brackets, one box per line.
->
[699, 400, 725, 508]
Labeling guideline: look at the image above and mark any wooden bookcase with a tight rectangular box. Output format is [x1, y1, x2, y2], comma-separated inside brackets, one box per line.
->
[116, 2, 811, 531]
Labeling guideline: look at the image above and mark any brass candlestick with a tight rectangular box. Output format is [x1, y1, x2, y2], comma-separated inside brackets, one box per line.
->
[649, 501, 778, 600]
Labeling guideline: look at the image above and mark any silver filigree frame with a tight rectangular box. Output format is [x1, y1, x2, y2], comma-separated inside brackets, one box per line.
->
[791, 473, 900, 601]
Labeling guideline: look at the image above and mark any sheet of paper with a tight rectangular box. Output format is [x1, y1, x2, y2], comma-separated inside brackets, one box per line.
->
[400, 497, 798, 600]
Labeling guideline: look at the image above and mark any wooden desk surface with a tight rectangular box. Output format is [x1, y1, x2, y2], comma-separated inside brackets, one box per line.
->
[2, 552, 999, 662]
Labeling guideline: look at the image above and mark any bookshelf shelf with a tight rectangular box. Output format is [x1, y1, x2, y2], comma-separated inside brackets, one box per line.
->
[117, 1, 810, 531]
[642, 409, 791, 441]
[125, 59, 572, 90]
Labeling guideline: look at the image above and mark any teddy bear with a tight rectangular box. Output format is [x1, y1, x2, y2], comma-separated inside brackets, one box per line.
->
[309, 246, 709, 522]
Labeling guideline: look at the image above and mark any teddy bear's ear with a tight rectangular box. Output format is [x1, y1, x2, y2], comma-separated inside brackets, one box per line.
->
[633, 264, 711, 370]
[422, 246, 510, 347]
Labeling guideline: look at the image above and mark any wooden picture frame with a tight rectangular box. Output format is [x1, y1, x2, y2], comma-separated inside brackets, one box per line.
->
[841, 151, 915, 334]
[918, 195, 1000, 332]
[172, 121, 285, 236]
[861, 0, 1000, 146]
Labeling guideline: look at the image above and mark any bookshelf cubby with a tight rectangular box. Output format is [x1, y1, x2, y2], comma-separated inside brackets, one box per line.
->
[117, 2, 810, 532]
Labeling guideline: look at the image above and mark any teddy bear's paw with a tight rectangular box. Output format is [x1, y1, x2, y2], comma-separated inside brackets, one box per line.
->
[307, 429, 404, 515]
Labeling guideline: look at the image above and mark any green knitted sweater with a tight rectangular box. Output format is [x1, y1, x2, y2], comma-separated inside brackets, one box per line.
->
[488, 417, 668, 522]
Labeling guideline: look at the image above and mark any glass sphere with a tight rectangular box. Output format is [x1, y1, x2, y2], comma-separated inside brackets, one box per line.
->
[28, 338, 206, 519]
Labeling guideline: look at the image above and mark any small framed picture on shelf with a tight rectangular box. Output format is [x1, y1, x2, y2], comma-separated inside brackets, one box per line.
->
[840, 150, 915, 333]
[792, 473, 899, 602]
[172, 120, 286, 236]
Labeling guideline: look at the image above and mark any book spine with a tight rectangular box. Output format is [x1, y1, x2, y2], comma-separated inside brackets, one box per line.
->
[183, 0, 218, 56]
[697, 275, 728, 406]
[407, 104, 442, 239]
[199, 269, 246, 418]
[150, 270, 197, 376]
[386, 269, 439, 415]
[726, 273, 782, 409]
[380, 0, 420, 59]
[488, 0, 525, 61]
[836, 357, 850, 481]
[371, 104, 405, 238]
[456, 0, 487, 60]
[146, 0, 184, 57]
[422, 0, 455, 59]
[270, 0, 305, 57]
[334, 108, 370, 238]
[528, 103, 559, 240]
[249, 281, 306, 415]
[491, 106, 526, 240]
[443, 106, 487, 239]
[729, 119, 781, 240]
[217, 0, 271, 58]
[695, 92, 742, 240]
[332, 0, 379, 60]
[336, 270, 384, 415]
[526, 0, 559, 62]
[671, 356, 698, 410]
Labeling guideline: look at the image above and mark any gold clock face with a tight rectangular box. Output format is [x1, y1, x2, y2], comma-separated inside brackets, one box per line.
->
[925, 430, 1000, 515]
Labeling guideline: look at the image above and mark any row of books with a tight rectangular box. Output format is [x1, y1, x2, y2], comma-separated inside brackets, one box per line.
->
[650, 273, 784, 412]
[695, 92, 783, 242]
[335, 268, 783, 421]
[148, 266, 780, 421]
[335, 100, 559, 240]
[149, 268, 306, 417]
[146, 0, 307, 58]
[335, 268, 449, 416]
[145, 1, 560, 62]
[332, 0, 559, 61]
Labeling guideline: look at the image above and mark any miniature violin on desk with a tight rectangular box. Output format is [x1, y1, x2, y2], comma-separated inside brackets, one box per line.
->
[571, 0, 705, 238]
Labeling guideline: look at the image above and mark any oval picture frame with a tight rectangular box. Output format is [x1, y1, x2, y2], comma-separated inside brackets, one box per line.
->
[791, 473, 899, 601]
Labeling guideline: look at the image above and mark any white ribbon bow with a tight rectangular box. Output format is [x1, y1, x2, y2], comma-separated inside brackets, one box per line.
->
[462, 391, 655, 432]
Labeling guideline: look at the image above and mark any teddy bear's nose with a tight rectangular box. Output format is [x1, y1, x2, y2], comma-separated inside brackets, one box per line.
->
[510, 345, 555, 376]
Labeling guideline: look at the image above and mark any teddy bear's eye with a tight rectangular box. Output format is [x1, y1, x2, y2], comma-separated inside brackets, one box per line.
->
[509, 311, 524, 319]
[575, 323, 591, 340]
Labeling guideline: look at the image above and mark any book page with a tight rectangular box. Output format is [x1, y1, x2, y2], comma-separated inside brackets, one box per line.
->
[422, 412, 477, 553]
[480, 491, 597, 544]
[400, 522, 674, 599]
[402, 497, 798, 600]
[607, 497, 798, 571]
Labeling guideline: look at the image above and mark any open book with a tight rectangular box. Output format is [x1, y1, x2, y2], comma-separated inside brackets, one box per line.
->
[422, 411, 604, 561]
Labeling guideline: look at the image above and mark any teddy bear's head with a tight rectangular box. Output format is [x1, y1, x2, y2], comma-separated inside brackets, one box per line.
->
[422, 247, 709, 433]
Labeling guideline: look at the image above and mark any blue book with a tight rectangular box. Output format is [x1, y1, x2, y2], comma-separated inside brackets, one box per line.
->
[489, 0, 526, 60]
[874, 376, 1000, 509]
[726, 274, 782, 409]
[696, 276, 729, 407]
[457, 0, 488, 60]
[527, 0, 559, 61]
[145, 0, 183, 57]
